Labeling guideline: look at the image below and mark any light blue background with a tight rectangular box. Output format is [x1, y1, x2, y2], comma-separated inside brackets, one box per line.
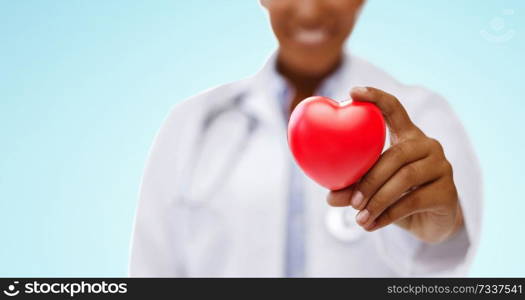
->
[1, 0, 523, 277]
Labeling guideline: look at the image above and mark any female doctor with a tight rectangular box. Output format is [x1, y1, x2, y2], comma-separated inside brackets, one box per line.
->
[130, 0, 482, 277]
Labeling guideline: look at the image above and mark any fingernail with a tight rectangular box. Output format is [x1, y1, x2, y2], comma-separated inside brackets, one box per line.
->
[350, 191, 364, 208]
[352, 87, 368, 94]
[356, 209, 370, 225]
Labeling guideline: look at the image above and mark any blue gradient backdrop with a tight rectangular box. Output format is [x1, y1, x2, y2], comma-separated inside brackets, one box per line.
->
[1, 1, 523, 276]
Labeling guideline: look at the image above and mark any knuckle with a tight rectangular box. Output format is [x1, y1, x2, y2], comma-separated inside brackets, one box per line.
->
[366, 196, 382, 216]
[359, 173, 377, 196]
[400, 164, 418, 183]
[381, 208, 394, 224]
[406, 192, 421, 211]
[441, 160, 453, 175]
[381, 100, 396, 117]
[374, 90, 396, 111]
[384, 97, 402, 117]
[428, 138, 444, 153]
[388, 143, 407, 161]
[407, 127, 424, 138]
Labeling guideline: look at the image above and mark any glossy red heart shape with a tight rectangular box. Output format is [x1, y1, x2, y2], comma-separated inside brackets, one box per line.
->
[288, 96, 386, 190]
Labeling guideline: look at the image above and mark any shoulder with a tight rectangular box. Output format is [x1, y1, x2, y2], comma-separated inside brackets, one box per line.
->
[166, 78, 251, 124]
[154, 77, 253, 149]
[349, 55, 450, 118]
[349, 54, 464, 139]
[150, 77, 252, 157]
[143, 78, 252, 180]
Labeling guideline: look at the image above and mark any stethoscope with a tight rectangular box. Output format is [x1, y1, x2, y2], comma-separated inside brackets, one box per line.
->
[177, 91, 364, 243]
[177, 91, 258, 208]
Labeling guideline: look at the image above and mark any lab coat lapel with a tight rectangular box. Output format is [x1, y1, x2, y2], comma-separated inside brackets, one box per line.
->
[227, 54, 290, 276]
[242, 52, 363, 276]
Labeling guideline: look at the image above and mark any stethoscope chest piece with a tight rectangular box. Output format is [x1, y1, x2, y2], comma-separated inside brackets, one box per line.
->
[325, 207, 365, 243]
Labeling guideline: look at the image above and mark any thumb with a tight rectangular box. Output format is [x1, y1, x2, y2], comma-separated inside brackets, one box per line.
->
[351, 87, 418, 139]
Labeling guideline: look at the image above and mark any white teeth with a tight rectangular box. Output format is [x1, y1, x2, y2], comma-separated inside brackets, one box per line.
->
[294, 29, 328, 45]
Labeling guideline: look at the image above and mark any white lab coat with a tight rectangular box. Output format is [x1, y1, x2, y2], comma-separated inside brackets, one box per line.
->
[129, 52, 483, 277]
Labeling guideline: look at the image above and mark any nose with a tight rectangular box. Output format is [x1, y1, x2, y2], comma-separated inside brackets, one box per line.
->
[294, 0, 324, 28]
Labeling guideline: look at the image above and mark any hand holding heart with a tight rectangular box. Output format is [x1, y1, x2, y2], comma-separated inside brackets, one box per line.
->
[291, 87, 464, 244]
[331, 87, 465, 244]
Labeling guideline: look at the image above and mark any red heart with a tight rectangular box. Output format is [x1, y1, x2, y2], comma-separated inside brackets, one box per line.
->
[288, 96, 386, 190]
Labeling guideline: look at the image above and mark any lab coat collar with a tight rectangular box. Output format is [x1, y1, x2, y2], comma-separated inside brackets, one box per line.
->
[242, 50, 355, 128]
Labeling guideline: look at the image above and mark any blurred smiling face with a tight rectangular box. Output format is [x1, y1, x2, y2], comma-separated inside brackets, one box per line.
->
[261, 0, 364, 75]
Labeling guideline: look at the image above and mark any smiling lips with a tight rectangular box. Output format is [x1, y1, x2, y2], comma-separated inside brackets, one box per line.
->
[293, 28, 331, 45]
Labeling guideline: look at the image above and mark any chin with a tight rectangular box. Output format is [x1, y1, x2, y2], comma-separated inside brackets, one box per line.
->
[297, 62, 334, 76]
[296, 52, 341, 74]
[278, 42, 343, 76]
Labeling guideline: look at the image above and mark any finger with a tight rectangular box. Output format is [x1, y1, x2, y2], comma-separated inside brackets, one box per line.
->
[365, 183, 438, 231]
[326, 185, 354, 207]
[350, 87, 419, 138]
[352, 138, 433, 211]
[356, 157, 446, 228]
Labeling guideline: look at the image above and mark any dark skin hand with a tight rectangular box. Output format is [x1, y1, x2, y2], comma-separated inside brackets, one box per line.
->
[327, 87, 464, 244]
